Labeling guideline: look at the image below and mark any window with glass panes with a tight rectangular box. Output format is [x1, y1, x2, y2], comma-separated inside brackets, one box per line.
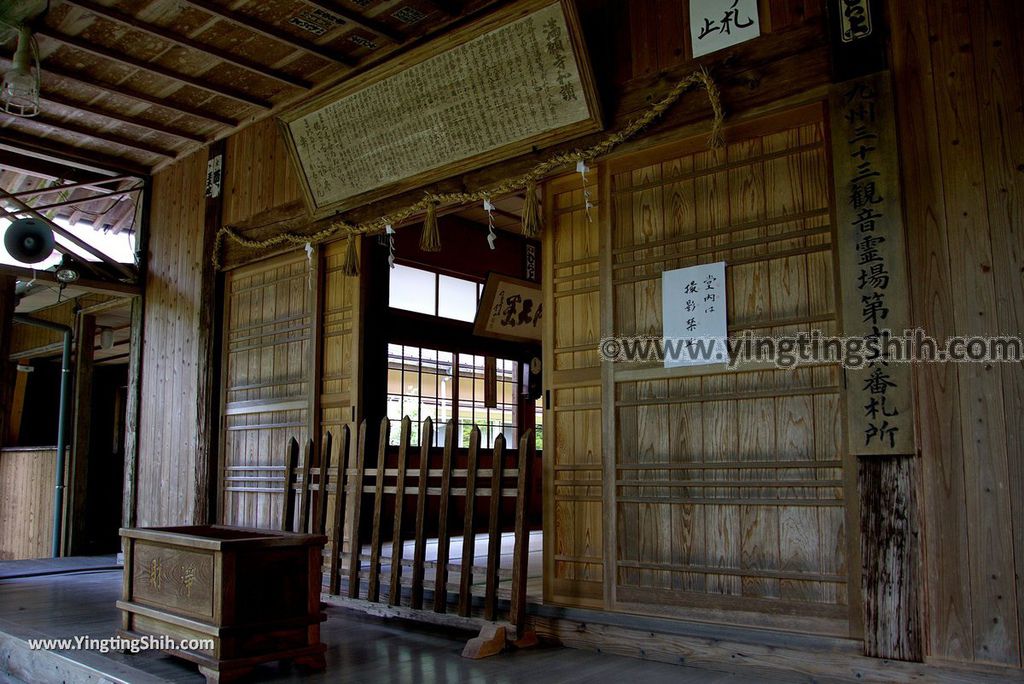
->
[386, 344, 523, 448]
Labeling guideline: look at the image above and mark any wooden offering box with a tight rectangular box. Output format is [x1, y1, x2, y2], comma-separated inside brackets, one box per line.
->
[118, 525, 327, 683]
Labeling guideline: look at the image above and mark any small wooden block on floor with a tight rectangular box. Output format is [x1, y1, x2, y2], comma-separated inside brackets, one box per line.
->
[462, 623, 506, 659]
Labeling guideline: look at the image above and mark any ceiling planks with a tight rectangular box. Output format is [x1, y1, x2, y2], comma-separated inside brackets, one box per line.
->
[61, 0, 314, 89]
[0, 0, 500, 173]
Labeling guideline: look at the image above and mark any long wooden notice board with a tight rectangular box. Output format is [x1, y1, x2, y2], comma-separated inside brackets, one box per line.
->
[279, 0, 601, 217]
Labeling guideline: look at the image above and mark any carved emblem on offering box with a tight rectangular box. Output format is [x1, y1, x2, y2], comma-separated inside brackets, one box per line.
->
[279, 0, 601, 217]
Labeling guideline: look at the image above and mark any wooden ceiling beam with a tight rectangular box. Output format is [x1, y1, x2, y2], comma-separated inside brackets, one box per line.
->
[61, 0, 313, 90]
[33, 90, 207, 144]
[3, 174, 138, 199]
[35, 28, 273, 110]
[6, 114, 176, 159]
[20, 187, 141, 213]
[0, 149, 130, 187]
[0, 129, 152, 176]
[35, 60, 237, 127]
[0, 264, 140, 296]
[299, 1, 405, 43]
[178, 0, 356, 67]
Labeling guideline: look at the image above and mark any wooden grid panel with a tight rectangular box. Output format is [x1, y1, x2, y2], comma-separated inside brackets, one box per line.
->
[220, 254, 312, 529]
[543, 174, 605, 607]
[606, 104, 853, 631]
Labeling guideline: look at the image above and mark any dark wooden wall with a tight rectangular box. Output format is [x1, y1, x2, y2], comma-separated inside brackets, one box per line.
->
[889, 0, 1024, 668]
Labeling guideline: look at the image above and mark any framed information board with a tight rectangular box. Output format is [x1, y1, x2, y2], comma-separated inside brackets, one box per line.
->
[279, 0, 602, 217]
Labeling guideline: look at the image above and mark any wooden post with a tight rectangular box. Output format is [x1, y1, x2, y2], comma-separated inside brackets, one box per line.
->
[483, 434, 504, 621]
[196, 141, 226, 525]
[458, 427, 481, 617]
[0, 275, 15, 445]
[298, 439, 314, 533]
[281, 438, 299, 532]
[410, 417, 433, 609]
[509, 430, 533, 634]
[67, 313, 96, 554]
[7, 357, 29, 444]
[825, 4, 923, 661]
[122, 295, 144, 529]
[347, 420, 368, 599]
[859, 457, 921, 660]
[433, 420, 456, 613]
[367, 418, 390, 603]
[315, 431, 333, 535]
[388, 417, 412, 606]
[328, 425, 350, 594]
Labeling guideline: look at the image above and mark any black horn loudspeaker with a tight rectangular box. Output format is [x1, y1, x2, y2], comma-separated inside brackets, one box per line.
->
[4, 217, 55, 264]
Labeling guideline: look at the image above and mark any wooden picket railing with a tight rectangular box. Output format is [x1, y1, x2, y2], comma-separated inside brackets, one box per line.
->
[280, 416, 535, 655]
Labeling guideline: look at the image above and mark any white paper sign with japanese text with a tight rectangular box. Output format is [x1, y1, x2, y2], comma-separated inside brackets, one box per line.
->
[690, 0, 761, 58]
[662, 261, 728, 368]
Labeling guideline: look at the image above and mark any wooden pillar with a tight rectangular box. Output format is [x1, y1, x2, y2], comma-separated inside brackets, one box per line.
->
[0, 275, 15, 445]
[196, 141, 226, 525]
[66, 313, 96, 555]
[122, 296, 143, 528]
[826, 0, 922, 661]
[859, 456, 921, 660]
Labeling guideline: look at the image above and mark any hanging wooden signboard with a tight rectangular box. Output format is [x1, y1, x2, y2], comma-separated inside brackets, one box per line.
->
[474, 273, 543, 343]
[279, 0, 601, 218]
[829, 70, 916, 456]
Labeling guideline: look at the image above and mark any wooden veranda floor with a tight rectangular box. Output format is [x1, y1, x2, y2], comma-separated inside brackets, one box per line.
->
[0, 559, 792, 684]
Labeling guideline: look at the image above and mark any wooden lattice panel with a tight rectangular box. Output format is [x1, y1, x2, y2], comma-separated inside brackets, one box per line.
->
[219, 254, 312, 528]
[542, 173, 604, 607]
[602, 103, 856, 634]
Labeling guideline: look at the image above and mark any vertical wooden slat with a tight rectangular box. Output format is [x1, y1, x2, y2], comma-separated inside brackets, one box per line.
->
[367, 418, 390, 603]
[347, 420, 368, 599]
[329, 426, 350, 594]
[388, 417, 412, 606]
[433, 420, 456, 613]
[315, 431, 333, 535]
[281, 437, 299, 533]
[484, 434, 506, 620]
[298, 439, 314, 533]
[411, 417, 433, 609]
[458, 427, 481, 617]
[510, 431, 534, 633]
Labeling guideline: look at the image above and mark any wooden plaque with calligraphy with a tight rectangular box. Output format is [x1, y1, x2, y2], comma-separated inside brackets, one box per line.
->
[475, 273, 543, 342]
[279, 0, 601, 218]
[829, 71, 916, 456]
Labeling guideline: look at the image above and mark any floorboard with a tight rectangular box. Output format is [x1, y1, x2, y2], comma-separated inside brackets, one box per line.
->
[0, 567, 793, 683]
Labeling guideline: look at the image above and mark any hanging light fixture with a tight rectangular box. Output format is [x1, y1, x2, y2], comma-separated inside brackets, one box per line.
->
[2, 25, 40, 118]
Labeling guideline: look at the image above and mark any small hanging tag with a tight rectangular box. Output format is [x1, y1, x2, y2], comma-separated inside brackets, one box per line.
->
[483, 197, 497, 250]
[385, 224, 396, 269]
[577, 159, 594, 223]
[304, 242, 314, 290]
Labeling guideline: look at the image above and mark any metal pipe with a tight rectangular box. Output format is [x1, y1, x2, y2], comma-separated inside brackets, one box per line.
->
[13, 314, 73, 558]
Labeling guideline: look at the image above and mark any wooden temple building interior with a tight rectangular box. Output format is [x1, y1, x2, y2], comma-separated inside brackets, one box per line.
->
[0, 0, 1022, 682]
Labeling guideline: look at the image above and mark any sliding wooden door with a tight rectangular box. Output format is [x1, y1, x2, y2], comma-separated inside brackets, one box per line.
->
[219, 254, 313, 528]
[543, 103, 859, 636]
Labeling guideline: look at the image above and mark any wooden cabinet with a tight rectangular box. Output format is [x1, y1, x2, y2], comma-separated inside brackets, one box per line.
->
[118, 525, 327, 683]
